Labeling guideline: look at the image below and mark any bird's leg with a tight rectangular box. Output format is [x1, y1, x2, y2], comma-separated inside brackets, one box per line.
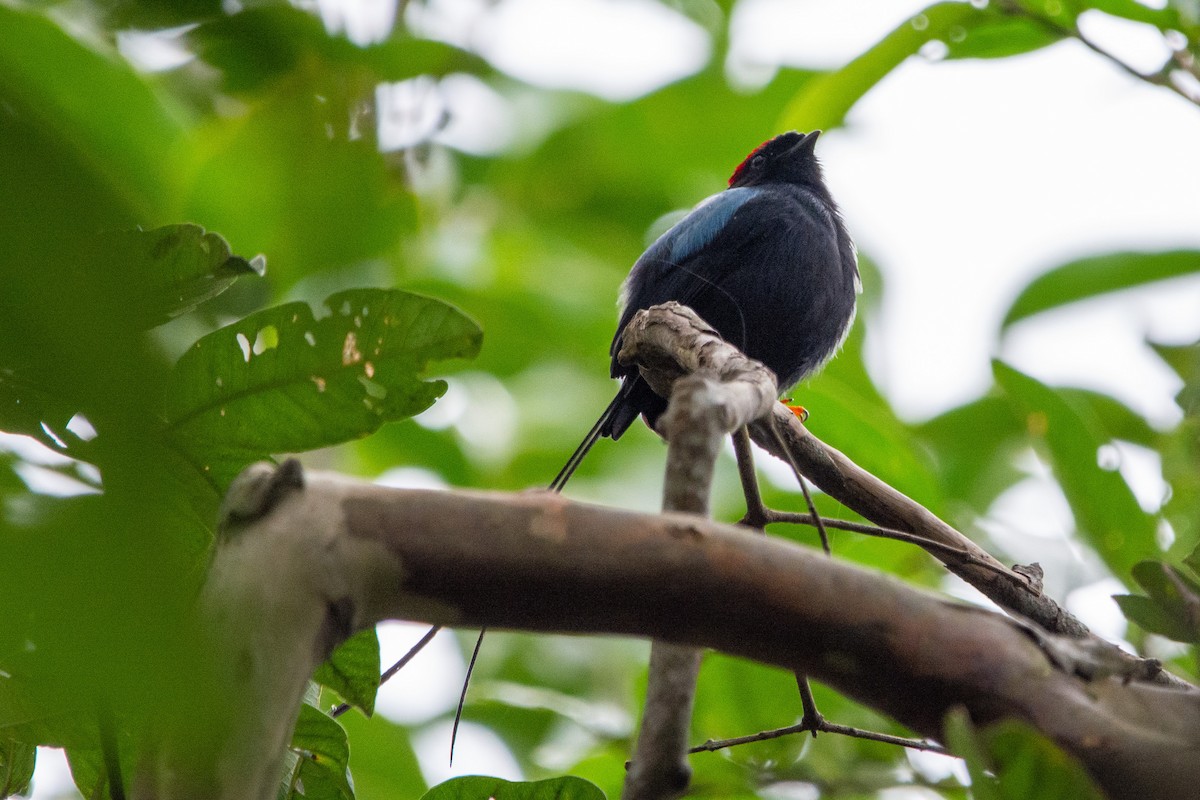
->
[733, 427, 769, 529]
[767, 414, 830, 555]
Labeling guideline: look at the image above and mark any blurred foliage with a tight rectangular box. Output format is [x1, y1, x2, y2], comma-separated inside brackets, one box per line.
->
[420, 775, 606, 800]
[943, 709, 1104, 800]
[1, 0, 1198, 798]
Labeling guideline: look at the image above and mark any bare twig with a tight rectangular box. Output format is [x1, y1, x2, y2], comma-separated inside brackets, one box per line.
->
[762, 509, 1018, 582]
[690, 720, 947, 755]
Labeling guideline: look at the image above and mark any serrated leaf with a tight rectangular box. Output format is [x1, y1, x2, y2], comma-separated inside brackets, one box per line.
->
[419, 775, 606, 800]
[99, 224, 265, 329]
[779, 2, 980, 131]
[993, 362, 1158, 582]
[166, 289, 481, 487]
[314, 628, 380, 717]
[1001, 251, 1200, 330]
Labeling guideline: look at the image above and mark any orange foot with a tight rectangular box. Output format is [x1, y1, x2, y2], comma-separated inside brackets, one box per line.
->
[781, 398, 809, 423]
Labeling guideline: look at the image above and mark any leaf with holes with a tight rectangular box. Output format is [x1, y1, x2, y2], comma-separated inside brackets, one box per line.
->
[166, 289, 481, 488]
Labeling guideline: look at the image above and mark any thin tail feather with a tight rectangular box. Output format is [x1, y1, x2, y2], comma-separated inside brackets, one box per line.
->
[450, 392, 624, 763]
[549, 391, 623, 492]
[450, 626, 487, 766]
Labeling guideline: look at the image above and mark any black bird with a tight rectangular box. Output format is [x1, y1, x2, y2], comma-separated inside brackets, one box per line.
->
[551, 130, 859, 490]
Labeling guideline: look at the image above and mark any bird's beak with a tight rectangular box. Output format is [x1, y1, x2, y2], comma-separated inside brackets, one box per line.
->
[790, 130, 821, 156]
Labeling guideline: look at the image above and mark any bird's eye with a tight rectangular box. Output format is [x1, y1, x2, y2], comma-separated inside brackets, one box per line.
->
[751, 155, 766, 169]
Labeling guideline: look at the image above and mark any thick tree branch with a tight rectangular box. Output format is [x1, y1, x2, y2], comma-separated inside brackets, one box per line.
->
[184, 464, 1197, 800]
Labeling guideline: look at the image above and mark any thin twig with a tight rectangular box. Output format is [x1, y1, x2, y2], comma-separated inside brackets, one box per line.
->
[762, 510, 1017, 581]
[794, 672, 824, 738]
[689, 719, 946, 755]
[732, 427, 769, 529]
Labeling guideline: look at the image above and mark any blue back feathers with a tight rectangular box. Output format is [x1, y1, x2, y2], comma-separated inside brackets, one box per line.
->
[663, 187, 760, 265]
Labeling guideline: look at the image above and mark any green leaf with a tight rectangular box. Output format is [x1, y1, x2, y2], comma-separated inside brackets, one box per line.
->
[166, 289, 482, 487]
[993, 362, 1158, 582]
[98, 224, 265, 329]
[918, 395, 1025, 511]
[1114, 593, 1198, 642]
[289, 704, 353, 800]
[1186, 539, 1200, 576]
[419, 775, 606, 800]
[314, 628, 381, 717]
[1152, 340, 1200, 415]
[945, 711, 1104, 800]
[191, 6, 490, 93]
[1132, 559, 1200, 600]
[985, 720, 1105, 800]
[944, 14, 1062, 59]
[1114, 560, 1200, 642]
[183, 87, 417, 283]
[1056, 389, 1158, 447]
[779, 2, 980, 131]
[1087, 0, 1182, 28]
[1001, 251, 1200, 330]
[0, 737, 35, 797]
[942, 707, 1000, 800]
[338, 710, 427, 799]
[0, 4, 182, 220]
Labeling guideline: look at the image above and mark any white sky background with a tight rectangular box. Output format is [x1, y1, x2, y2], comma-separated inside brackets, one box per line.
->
[26, 0, 1200, 795]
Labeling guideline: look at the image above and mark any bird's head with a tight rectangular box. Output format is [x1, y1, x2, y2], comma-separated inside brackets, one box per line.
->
[727, 130, 823, 190]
